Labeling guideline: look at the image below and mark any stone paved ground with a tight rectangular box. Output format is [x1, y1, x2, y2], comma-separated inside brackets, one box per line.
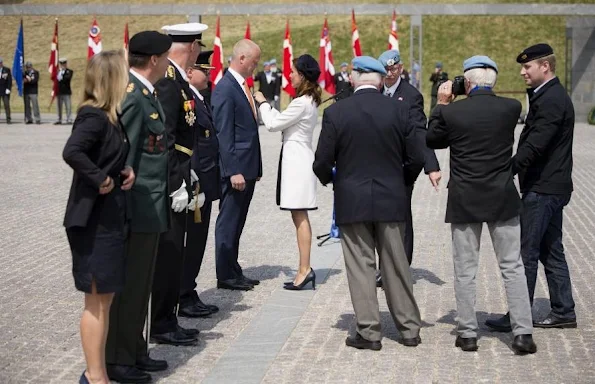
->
[0, 116, 593, 383]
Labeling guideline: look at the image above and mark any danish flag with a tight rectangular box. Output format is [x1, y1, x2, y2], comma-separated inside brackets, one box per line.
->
[88, 18, 102, 60]
[318, 18, 336, 95]
[388, 10, 399, 51]
[351, 9, 362, 57]
[282, 20, 296, 97]
[210, 15, 224, 89]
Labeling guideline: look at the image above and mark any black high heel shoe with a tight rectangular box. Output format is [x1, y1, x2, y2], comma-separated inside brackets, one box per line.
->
[283, 268, 316, 290]
[79, 371, 90, 384]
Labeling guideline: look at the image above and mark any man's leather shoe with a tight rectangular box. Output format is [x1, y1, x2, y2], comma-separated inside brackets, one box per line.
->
[455, 336, 478, 351]
[197, 296, 219, 313]
[512, 334, 537, 354]
[241, 275, 260, 285]
[177, 324, 200, 337]
[179, 302, 211, 318]
[136, 354, 168, 372]
[150, 329, 197, 346]
[401, 336, 422, 347]
[533, 314, 577, 329]
[345, 334, 382, 351]
[107, 364, 152, 383]
[485, 313, 512, 332]
[217, 279, 253, 291]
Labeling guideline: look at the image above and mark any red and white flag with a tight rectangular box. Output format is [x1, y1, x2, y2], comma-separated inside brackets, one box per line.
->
[351, 9, 362, 57]
[244, 19, 254, 89]
[388, 10, 399, 50]
[124, 22, 129, 51]
[48, 18, 59, 106]
[210, 15, 224, 89]
[282, 20, 296, 97]
[318, 17, 336, 95]
[88, 18, 102, 60]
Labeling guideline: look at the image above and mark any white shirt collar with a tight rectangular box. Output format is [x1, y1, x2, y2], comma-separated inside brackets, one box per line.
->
[383, 77, 401, 96]
[189, 84, 204, 101]
[355, 85, 378, 93]
[168, 59, 189, 82]
[228, 67, 246, 88]
[533, 76, 556, 95]
[129, 69, 155, 94]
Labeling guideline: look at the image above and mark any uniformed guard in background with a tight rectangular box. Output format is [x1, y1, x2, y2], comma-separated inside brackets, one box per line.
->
[179, 50, 221, 318]
[150, 22, 208, 347]
[105, 30, 173, 384]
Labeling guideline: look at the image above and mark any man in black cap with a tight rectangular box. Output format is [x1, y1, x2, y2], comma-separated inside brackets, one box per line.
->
[178, 51, 221, 318]
[149, 22, 207, 346]
[196, 50, 214, 106]
[105, 30, 173, 384]
[487, 43, 577, 332]
[55, 58, 73, 125]
[0, 58, 12, 124]
[23, 61, 40, 124]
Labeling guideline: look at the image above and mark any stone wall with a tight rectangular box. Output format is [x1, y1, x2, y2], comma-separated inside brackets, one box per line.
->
[568, 17, 595, 123]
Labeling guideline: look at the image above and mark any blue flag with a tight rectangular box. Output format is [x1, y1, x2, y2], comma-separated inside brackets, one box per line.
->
[12, 20, 24, 97]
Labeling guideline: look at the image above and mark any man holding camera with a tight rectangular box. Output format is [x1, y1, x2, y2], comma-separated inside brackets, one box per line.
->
[427, 55, 536, 354]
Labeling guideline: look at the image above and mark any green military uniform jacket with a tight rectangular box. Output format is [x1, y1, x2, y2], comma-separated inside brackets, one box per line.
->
[120, 73, 170, 233]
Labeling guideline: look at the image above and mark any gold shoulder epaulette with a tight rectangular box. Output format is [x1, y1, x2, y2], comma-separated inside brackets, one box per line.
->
[166, 65, 176, 79]
[126, 82, 135, 93]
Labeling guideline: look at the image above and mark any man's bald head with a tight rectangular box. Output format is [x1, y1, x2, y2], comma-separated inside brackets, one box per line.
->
[230, 39, 261, 79]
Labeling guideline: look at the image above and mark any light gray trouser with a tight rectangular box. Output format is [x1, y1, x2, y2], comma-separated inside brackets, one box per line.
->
[24, 94, 40, 122]
[57, 95, 72, 122]
[451, 216, 533, 338]
[340, 221, 421, 342]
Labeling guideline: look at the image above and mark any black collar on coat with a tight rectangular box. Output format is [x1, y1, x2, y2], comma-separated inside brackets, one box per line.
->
[528, 76, 560, 104]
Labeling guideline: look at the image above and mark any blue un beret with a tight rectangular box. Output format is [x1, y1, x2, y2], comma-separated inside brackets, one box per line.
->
[378, 50, 401, 67]
[463, 55, 498, 73]
[351, 56, 387, 76]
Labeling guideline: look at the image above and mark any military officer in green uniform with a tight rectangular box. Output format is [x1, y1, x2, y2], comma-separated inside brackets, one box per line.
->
[105, 31, 173, 384]
[150, 22, 208, 347]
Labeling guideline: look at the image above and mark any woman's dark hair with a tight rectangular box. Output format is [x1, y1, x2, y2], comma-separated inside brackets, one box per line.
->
[293, 58, 322, 106]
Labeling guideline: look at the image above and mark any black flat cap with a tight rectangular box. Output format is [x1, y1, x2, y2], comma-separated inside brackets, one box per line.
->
[516, 43, 554, 64]
[129, 31, 172, 56]
[194, 50, 214, 69]
[295, 54, 321, 83]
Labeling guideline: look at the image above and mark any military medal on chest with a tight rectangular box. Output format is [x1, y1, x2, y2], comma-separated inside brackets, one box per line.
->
[183, 97, 196, 126]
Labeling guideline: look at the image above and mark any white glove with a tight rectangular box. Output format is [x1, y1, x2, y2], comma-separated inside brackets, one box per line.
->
[190, 169, 199, 183]
[274, 95, 279, 101]
[5, 89, 10, 95]
[169, 180, 188, 213]
[187, 192, 206, 211]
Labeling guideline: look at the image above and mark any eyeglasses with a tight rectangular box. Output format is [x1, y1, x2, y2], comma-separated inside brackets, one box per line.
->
[385, 65, 402, 74]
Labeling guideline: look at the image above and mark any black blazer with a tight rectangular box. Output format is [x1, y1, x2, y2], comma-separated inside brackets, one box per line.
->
[58, 68, 73, 95]
[23, 69, 39, 95]
[513, 77, 574, 195]
[0, 66, 12, 94]
[314, 88, 425, 225]
[427, 89, 521, 224]
[63, 106, 129, 228]
[254, 71, 277, 100]
[334, 72, 353, 100]
[391, 80, 440, 180]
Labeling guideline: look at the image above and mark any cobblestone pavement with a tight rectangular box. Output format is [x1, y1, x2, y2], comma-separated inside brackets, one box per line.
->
[0, 119, 593, 384]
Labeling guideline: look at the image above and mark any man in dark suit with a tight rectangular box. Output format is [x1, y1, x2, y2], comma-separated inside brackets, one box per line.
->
[212, 39, 262, 291]
[55, 58, 74, 125]
[314, 56, 424, 351]
[378, 49, 441, 266]
[254, 61, 276, 105]
[0, 58, 12, 124]
[23, 61, 41, 124]
[269, 58, 282, 110]
[150, 22, 208, 347]
[487, 44, 577, 332]
[427, 55, 536, 355]
[105, 31, 173, 384]
[179, 50, 221, 317]
[333, 62, 353, 100]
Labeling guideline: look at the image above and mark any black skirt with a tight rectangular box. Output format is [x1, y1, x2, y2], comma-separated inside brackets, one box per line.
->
[66, 188, 127, 294]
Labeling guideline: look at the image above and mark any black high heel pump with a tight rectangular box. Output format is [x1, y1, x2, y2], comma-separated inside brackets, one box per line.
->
[283, 268, 316, 290]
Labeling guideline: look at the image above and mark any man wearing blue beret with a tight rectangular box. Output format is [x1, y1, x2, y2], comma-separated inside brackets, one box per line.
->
[427, 55, 537, 355]
[487, 43, 577, 332]
[377, 49, 441, 274]
[314, 56, 424, 351]
[333, 62, 353, 101]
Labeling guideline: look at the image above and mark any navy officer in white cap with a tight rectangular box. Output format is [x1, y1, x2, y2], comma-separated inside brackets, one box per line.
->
[150, 22, 207, 347]
[427, 55, 536, 354]
[314, 56, 424, 351]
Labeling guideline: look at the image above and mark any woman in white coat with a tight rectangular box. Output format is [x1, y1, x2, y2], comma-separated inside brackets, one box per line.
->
[254, 54, 321, 290]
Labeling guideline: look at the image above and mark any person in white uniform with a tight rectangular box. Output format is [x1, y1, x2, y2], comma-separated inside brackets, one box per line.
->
[254, 54, 321, 291]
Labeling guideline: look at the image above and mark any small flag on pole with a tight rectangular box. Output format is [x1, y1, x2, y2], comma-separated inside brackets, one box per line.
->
[318, 17, 336, 95]
[351, 9, 362, 57]
[12, 19, 25, 97]
[388, 10, 399, 51]
[210, 14, 224, 89]
[48, 18, 59, 107]
[282, 19, 296, 97]
[88, 18, 102, 60]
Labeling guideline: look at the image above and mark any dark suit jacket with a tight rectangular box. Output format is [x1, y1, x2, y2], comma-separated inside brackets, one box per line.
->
[254, 71, 277, 101]
[391, 80, 440, 181]
[0, 66, 12, 94]
[427, 89, 521, 224]
[513, 77, 574, 195]
[313, 88, 425, 225]
[63, 106, 129, 228]
[58, 68, 73, 95]
[155, 61, 197, 196]
[121, 73, 170, 233]
[23, 69, 39, 95]
[334, 72, 353, 100]
[190, 89, 221, 202]
[211, 70, 262, 180]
